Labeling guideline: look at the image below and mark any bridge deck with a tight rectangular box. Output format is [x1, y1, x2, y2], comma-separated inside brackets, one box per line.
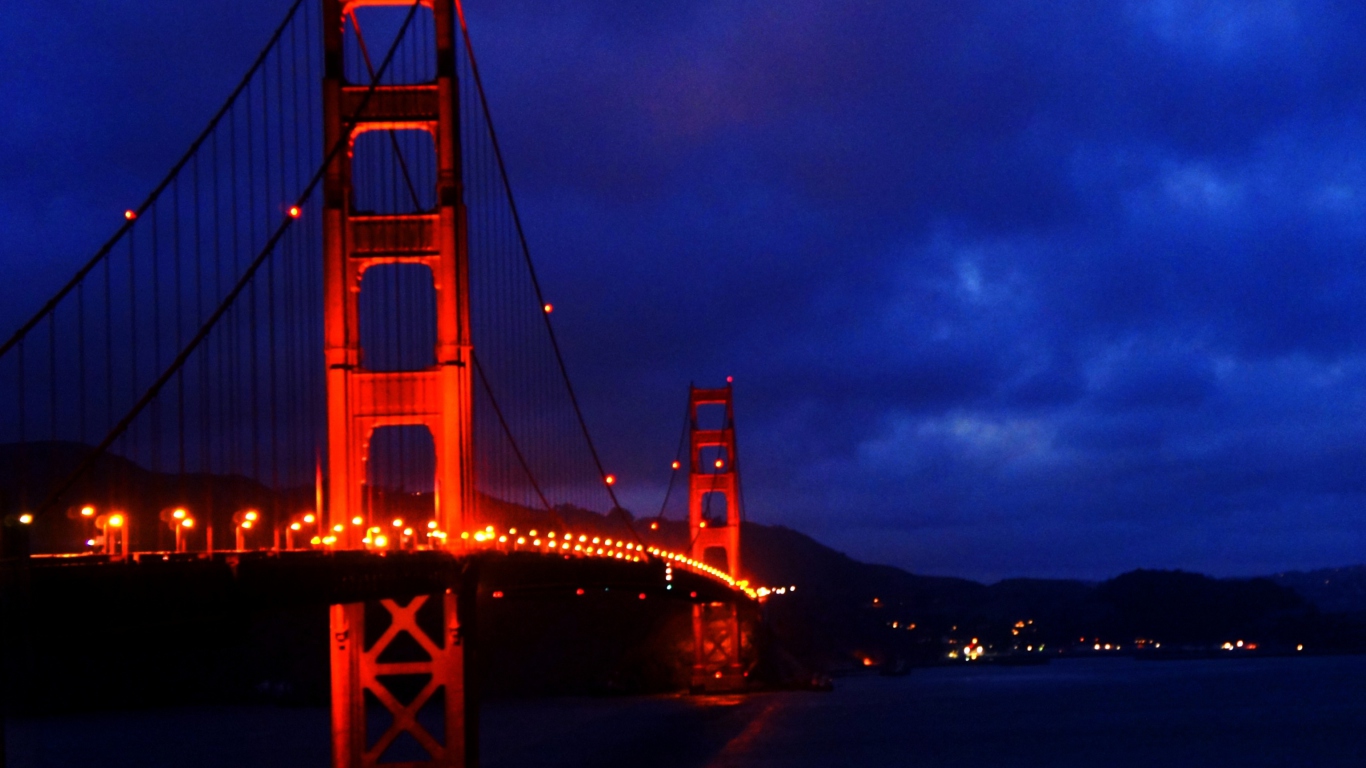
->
[3, 550, 742, 611]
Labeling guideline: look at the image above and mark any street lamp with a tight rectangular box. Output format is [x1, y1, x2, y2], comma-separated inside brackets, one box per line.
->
[159, 507, 195, 553]
[2, 512, 34, 558]
[232, 509, 259, 551]
[285, 511, 318, 550]
[67, 505, 98, 552]
[94, 512, 128, 558]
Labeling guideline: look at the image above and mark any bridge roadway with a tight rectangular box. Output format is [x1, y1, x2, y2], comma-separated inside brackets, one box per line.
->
[3, 549, 742, 612]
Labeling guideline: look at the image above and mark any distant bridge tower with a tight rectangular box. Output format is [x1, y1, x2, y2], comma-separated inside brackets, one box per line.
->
[322, 2, 474, 767]
[687, 383, 745, 691]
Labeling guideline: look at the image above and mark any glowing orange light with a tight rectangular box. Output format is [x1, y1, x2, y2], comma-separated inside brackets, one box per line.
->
[303, 513, 316, 524]
[714, 459, 724, 469]
[351, 516, 363, 526]
[108, 514, 124, 528]
[244, 510, 259, 522]
[428, 521, 438, 529]
[310, 536, 322, 545]
[671, 460, 680, 470]
[543, 303, 553, 313]
[124, 210, 137, 221]
[181, 518, 195, 529]
[81, 506, 95, 517]
[392, 518, 403, 528]
[699, 521, 707, 528]
[287, 205, 302, 218]
[402, 527, 413, 536]
[333, 524, 344, 533]
[241, 521, 254, 530]
[172, 508, 187, 519]
[18, 513, 33, 525]
[604, 474, 616, 486]
[374, 535, 388, 547]
[649, 521, 659, 530]
[290, 522, 302, 531]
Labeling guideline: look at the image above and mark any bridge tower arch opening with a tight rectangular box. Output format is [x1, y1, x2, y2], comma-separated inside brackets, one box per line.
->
[323, 2, 475, 766]
[687, 383, 746, 692]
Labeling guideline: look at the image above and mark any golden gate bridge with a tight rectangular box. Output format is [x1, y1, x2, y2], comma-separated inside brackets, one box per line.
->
[0, 1, 765, 765]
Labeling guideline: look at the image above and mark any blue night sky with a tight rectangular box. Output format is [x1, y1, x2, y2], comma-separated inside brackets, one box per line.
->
[5, 0, 1366, 581]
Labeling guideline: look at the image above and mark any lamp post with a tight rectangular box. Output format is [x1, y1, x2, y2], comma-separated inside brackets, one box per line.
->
[1, 512, 33, 558]
[232, 509, 259, 551]
[94, 512, 128, 558]
[158, 507, 196, 553]
[66, 504, 98, 552]
[285, 511, 318, 550]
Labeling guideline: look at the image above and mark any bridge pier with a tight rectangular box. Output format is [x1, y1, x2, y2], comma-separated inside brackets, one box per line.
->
[691, 601, 745, 693]
[330, 576, 477, 768]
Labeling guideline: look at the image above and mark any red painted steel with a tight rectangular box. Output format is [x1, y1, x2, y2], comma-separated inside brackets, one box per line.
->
[687, 384, 745, 691]
[323, 1, 474, 764]
[322, 0, 473, 548]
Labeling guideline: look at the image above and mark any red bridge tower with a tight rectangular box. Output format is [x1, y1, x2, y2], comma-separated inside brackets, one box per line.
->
[687, 384, 746, 692]
[322, 1, 474, 766]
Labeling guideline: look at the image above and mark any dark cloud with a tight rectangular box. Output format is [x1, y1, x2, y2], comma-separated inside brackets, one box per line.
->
[7, 0, 1366, 580]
